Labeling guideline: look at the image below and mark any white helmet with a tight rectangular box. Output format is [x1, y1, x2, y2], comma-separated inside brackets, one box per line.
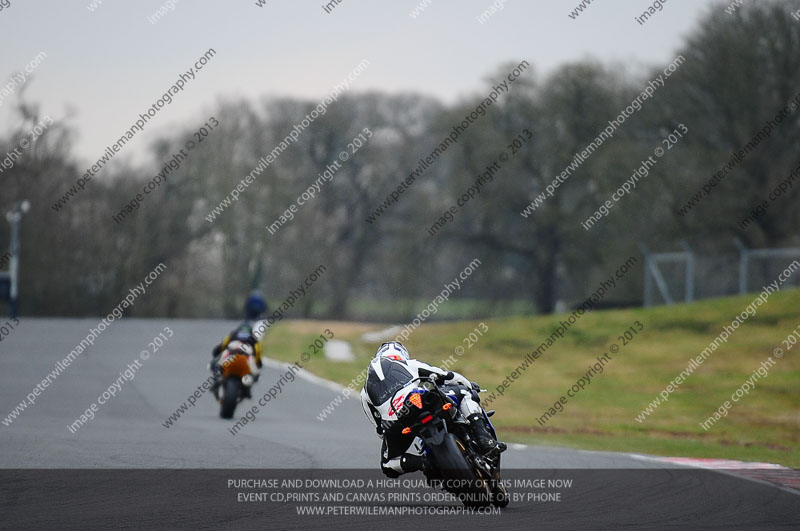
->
[375, 341, 409, 361]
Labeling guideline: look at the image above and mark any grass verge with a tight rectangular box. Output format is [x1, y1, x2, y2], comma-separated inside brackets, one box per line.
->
[262, 290, 800, 467]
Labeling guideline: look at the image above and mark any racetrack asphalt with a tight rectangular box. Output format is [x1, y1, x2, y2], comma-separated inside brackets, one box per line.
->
[1, 319, 797, 529]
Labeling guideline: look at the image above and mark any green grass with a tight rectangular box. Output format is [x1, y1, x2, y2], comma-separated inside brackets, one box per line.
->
[311, 298, 539, 322]
[263, 291, 800, 467]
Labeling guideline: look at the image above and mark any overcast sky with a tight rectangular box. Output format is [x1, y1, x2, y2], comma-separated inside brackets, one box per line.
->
[0, 0, 724, 166]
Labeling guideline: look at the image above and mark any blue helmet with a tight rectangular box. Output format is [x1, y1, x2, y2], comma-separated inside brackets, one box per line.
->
[244, 292, 267, 320]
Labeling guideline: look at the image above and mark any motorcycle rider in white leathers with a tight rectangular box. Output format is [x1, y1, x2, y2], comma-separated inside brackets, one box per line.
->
[360, 342, 506, 477]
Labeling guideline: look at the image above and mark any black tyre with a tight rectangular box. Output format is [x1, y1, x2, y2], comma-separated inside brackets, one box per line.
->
[487, 457, 509, 508]
[429, 433, 491, 507]
[220, 378, 240, 419]
[490, 478, 510, 508]
[428, 433, 473, 479]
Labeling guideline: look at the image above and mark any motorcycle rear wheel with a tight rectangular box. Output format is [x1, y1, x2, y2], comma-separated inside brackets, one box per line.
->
[490, 476, 510, 508]
[429, 433, 473, 478]
[220, 378, 241, 419]
[429, 433, 491, 507]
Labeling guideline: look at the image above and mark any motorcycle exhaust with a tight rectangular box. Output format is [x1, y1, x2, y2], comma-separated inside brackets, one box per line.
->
[242, 374, 254, 387]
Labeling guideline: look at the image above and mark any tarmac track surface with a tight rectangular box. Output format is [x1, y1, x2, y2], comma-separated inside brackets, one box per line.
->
[1, 319, 797, 529]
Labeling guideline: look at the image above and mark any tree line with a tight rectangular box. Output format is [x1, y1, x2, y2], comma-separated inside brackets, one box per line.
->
[1, 1, 798, 320]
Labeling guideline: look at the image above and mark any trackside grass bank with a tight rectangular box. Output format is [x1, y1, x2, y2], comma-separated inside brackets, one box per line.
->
[262, 291, 800, 467]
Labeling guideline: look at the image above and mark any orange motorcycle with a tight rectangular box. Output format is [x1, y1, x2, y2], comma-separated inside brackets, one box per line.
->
[213, 340, 258, 419]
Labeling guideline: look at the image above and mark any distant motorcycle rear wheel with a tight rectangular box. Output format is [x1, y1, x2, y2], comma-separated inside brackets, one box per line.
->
[220, 378, 240, 419]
